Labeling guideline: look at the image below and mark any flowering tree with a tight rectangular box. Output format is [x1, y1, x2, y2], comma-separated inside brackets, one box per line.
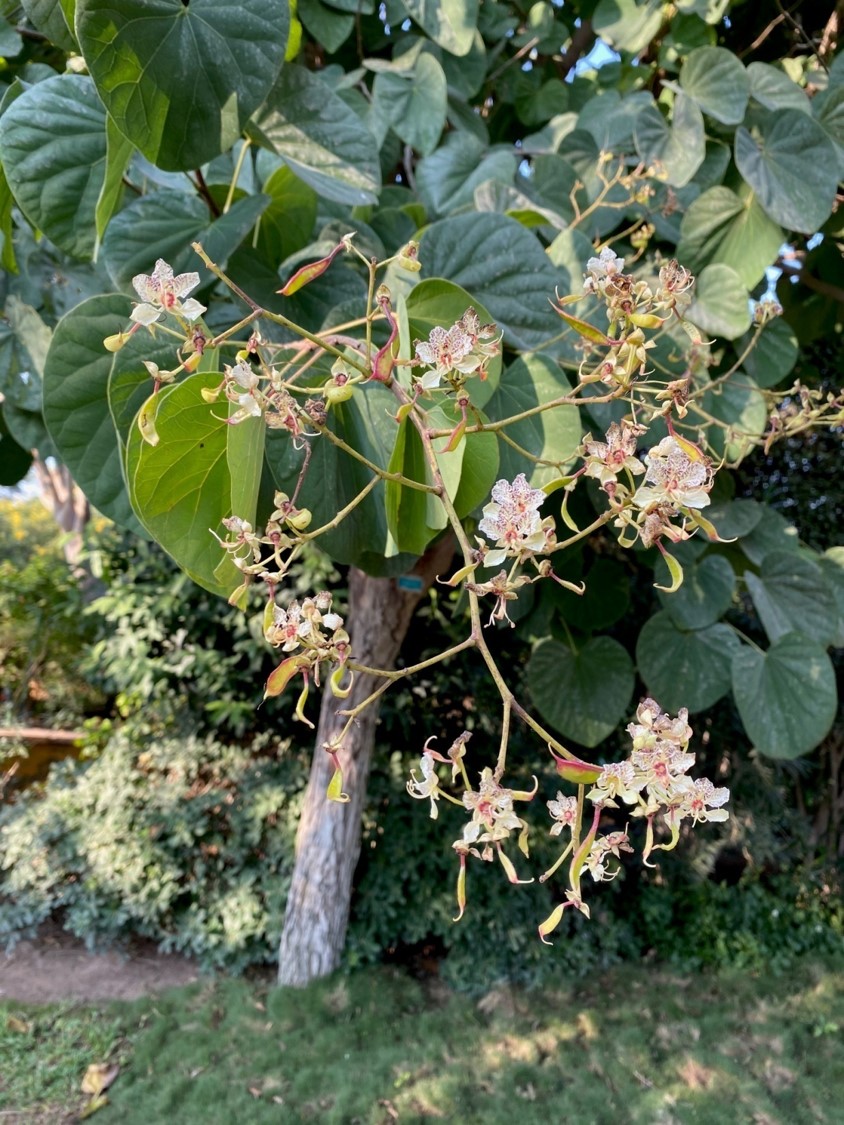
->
[0, 0, 842, 984]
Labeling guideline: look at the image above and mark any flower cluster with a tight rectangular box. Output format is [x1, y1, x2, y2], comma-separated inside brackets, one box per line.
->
[477, 474, 553, 568]
[583, 246, 626, 295]
[587, 698, 729, 864]
[219, 359, 306, 436]
[632, 435, 714, 511]
[599, 433, 716, 552]
[261, 590, 352, 726]
[407, 740, 536, 919]
[214, 491, 312, 583]
[264, 589, 344, 652]
[414, 307, 500, 390]
[537, 699, 728, 942]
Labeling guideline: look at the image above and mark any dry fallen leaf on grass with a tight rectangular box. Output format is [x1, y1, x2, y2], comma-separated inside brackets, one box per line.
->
[81, 1062, 120, 1096]
[79, 1093, 110, 1119]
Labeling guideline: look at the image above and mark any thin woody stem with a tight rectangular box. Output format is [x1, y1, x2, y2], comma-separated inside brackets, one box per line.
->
[207, 311, 261, 349]
[425, 386, 626, 437]
[334, 637, 477, 735]
[511, 699, 577, 762]
[347, 635, 476, 684]
[300, 474, 381, 541]
[496, 698, 512, 780]
[315, 424, 436, 491]
[191, 241, 369, 374]
[401, 385, 579, 772]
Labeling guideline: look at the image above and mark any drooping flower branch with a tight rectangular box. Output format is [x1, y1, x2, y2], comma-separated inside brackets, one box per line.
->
[115, 229, 831, 950]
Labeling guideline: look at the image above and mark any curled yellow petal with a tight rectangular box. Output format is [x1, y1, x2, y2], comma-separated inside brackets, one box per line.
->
[137, 393, 160, 447]
[103, 332, 127, 353]
[654, 548, 684, 593]
[327, 765, 350, 803]
[294, 679, 314, 728]
[330, 663, 354, 699]
[453, 857, 467, 922]
[497, 847, 534, 885]
[538, 903, 568, 945]
[439, 562, 476, 587]
[228, 582, 250, 611]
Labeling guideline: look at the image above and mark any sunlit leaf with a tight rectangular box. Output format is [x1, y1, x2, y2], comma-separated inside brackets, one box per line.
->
[76, 0, 289, 172]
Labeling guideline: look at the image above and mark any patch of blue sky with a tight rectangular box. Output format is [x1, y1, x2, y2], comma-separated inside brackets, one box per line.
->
[573, 38, 620, 78]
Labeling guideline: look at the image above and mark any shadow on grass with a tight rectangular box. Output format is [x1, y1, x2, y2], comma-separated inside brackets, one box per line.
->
[2, 961, 843, 1124]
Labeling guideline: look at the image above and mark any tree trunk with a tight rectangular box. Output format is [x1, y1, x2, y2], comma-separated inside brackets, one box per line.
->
[278, 539, 454, 986]
[32, 458, 89, 567]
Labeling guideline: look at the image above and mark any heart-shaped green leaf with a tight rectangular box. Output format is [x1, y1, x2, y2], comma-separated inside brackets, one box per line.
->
[735, 110, 839, 234]
[371, 54, 448, 156]
[657, 554, 736, 630]
[126, 371, 243, 596]
[740, 318, 798, 388]
[636, 612, 740, 713]
[745, 550, 839, 646]
[687, 264, 751, 341]
[0, 74, 105, 260]
[740, 506, 800, 567]
[43, 293, 146, 534]
[676, 185, 783, 289]
[251, 65, 380, 206]
[76, 0, 289, 172]
[680, 46, 749, 125]
[732, 633, 837, 758]
[417, 133, 517, 217]
[400, 0, 478, 57]
[420, 214, 560, 352]
[528, 636, 634, 748]
[634, 94, 705, 187]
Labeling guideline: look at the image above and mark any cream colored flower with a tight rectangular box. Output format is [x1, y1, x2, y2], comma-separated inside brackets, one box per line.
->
[407, 754, 441, 819]
[547, 792, 578, 836]
[632, 436, 713, 511]
[478, 474, 548, 567]
[587, 760, 641, 807]
[131, 258, 205, 325]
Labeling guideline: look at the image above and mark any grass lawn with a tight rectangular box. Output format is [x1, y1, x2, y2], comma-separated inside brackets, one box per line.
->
[2, 960, 843, 1123]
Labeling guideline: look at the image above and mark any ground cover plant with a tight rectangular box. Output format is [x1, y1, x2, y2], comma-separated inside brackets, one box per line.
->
[2, 961, 844, 1123]
[0, 0, 841, 991]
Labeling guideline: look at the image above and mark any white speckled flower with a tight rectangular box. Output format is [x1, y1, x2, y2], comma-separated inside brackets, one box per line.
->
[478, 474, 548, 567]
[131, 259, 206, 325]
[632, 436, 713, 511]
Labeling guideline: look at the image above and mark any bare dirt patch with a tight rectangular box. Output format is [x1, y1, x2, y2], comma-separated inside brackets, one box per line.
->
[0, 926, 200, 1004]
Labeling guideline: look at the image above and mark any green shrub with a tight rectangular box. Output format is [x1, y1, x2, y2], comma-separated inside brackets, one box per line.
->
[0, 731, 308, 972]
[636, 870, 844, 973]
[0, 549, 102, 726]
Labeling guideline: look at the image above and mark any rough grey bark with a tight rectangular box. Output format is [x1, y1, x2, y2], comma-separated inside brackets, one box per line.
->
[278, 540, 454, 986]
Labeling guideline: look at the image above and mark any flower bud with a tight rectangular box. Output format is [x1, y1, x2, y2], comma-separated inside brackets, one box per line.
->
[286, 507, 312, 531]
[323, 379, 354, 407]
[397, 240, 421, 272]
[278, 241, 346, 296]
